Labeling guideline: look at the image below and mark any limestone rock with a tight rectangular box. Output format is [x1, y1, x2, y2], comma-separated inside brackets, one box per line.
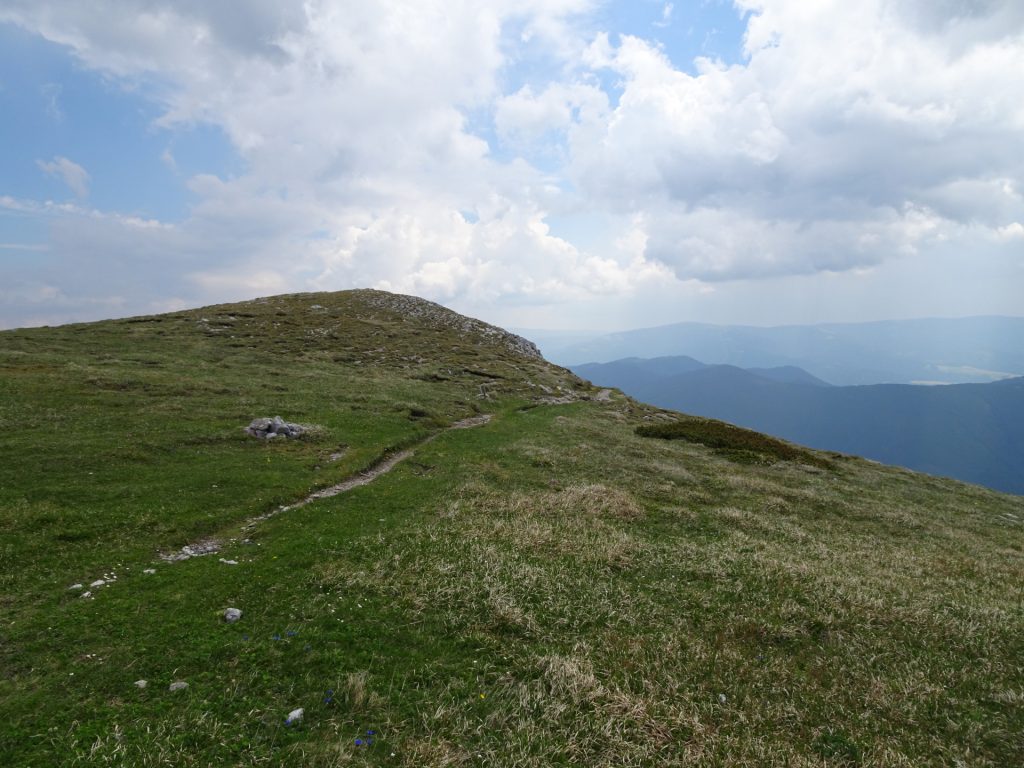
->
[169, 681, 188, 692]
[245, 416, 306, 440]
[224, 607, 242, 623]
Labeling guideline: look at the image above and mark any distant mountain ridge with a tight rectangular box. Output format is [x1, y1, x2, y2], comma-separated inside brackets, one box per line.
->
[542, 316, 1024, 385]
[573, 356, 1024, 495]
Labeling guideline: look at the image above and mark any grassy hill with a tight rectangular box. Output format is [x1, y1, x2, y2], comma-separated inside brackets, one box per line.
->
[1, 290, 1022, 766]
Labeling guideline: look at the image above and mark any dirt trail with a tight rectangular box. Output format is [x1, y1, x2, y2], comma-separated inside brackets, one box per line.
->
[240, 447, 416, 531]
[159, 414, 492, 561]
[259, 413, 492, 519]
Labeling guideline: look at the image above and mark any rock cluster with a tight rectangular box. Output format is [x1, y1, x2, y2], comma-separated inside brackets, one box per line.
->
[359, 290, 544, 360]
[245, 416, 305, 440]
[160, 539, 221, 562]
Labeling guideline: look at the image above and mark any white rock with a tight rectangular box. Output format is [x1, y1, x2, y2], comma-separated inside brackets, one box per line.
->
[718, 693, 727, 704]
[90, 579, 106, 588]
[169, 681, 188, 692]
[285, 707, 304, 725]
[218, 558, 239, 565]
[223, 608, 242, 623]
[68, 583, 83, 591]
[143, 568, 156, 574]
[80, 591, 92, 599]
[134, 680, 148, 689]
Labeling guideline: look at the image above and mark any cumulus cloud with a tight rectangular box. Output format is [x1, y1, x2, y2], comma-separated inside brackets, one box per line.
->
[495, 83, 607, 147]
[1, 0, 1022, 328]
[996, 222, 1024, 241]
[569, 0, 1024, 281]
[37, 156, 90, 198]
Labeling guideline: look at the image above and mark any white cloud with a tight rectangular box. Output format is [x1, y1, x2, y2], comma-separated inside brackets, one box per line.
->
[568, 0, 1024, 282]
[996, 222, 1024, 241]
[36, 156, 90, 198]
[1, 0, 1023, 328]
[494, 82, 608, 147]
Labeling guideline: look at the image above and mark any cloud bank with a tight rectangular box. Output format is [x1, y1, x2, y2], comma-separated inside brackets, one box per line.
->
[1, 0, 1022, 328]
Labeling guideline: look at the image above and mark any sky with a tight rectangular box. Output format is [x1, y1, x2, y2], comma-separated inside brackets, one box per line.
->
[1, 0, 1023, 332]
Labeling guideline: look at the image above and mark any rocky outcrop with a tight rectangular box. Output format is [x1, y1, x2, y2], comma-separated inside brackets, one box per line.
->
[358, 290, 543, 360]
[245, 416, 306, 440]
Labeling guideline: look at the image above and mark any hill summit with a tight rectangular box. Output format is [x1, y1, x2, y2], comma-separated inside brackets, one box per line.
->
[1, 290, 1021, 767]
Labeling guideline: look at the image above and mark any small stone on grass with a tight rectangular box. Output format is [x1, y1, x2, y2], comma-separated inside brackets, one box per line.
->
[169, 681, 188, 692]
[224, 608, 242, 623]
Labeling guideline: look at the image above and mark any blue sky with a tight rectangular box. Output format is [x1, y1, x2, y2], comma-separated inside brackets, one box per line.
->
[0, 23, 239, 221]
[1, 1, 1023, 330]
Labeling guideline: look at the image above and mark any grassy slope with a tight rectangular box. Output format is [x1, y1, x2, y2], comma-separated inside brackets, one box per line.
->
[1, 290, 1022, 767]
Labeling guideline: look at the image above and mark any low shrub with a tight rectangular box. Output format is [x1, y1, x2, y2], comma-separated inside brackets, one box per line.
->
[636, 417, 833, 469]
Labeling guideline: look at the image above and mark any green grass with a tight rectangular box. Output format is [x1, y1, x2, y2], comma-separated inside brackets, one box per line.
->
[1, 290, 1022, 766]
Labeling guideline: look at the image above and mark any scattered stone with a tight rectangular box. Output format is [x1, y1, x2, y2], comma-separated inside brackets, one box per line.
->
[160, 539, 221, 562]
[451, 414, 492, 429]
[80, 591, 92, 599]
[90, 579, 106, 588]
[224, 608, 243, 623]
[68, 583, 83, 591]
[143, 568, 156, 574]
[245, 416, 306, 440]
[169, 681, 188, 692]
[718, 693, 728, 704]
[538, 389, 583, 405]
[285, 707, 304, 726]
[134, 680, 148, 689]
[219, 558, 239, 565]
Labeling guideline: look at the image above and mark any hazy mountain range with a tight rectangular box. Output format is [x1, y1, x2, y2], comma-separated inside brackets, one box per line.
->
[573, 356, 1024, 495]
[528, 316, 1024, 386]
